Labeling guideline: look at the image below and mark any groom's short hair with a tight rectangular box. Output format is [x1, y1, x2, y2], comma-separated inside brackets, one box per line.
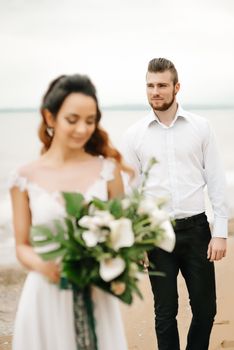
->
[147, 58, 178, 85]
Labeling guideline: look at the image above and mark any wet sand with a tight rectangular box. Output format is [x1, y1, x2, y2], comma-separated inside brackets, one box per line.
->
[1, 223, 234, 350]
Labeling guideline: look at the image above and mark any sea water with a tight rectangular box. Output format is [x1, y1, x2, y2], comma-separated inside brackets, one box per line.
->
[0, 108, 233, 263]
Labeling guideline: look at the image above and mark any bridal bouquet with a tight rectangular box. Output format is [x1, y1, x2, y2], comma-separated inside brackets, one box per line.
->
[30, 158, 175, 305]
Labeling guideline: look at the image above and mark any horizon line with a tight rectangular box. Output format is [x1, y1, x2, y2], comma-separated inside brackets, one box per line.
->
[0, 104, 234, 113]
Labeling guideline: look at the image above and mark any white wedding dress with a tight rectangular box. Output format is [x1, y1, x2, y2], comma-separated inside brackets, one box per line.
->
[9, 158, 128, 350]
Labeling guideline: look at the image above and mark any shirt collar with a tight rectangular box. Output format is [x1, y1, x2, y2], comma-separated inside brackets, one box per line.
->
[146, 103, 189, 128]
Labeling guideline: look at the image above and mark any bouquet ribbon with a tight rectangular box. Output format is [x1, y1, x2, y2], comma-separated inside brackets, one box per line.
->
[60, 277, 98, 350]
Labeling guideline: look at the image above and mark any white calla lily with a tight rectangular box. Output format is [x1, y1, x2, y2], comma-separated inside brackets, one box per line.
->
[92, 210, 114, 225]
[109, 218, 134, 251]
[121, 198, 131, 210]
[82, 230, 99, 247]
[97, 228, 109, 243]
[79, 211, 114, 230]
[100, 257, 126, 282]
[137, 197, 159, 215]
[97, 210, 114, 220]
[157, 220, 176, 252]
[78, 216, 96, 230]
[150, 208, 169, 226]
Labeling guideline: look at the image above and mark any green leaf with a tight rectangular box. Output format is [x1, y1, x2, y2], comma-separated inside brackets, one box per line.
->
[117, 290, 133, 304]
[30, 238, 53, 247]
[54, 220, 66, 241]
[30, 225, 54, 240]
[62, 258, 99, 289]
[62, 241, 82, 254]
[128, 280, 143, 299]
[62, 192, 85, 218]
[73, 229, 86, 246]
[109, 199, 123, 218]
[91, 197, 108, 210]
[40, 247, 66, 261]
[65, 218, 76, 240]
[148, 271, 166, 277]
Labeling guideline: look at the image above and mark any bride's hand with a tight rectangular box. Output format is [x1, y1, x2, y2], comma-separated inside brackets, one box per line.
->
[38, 260, 60, 283]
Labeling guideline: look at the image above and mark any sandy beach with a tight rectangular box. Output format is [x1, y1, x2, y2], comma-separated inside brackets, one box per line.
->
[1, 221, 234, 350]
[121, 225, 234, 350]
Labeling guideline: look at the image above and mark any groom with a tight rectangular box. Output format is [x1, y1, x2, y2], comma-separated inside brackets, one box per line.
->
[122, 58, 228, 349]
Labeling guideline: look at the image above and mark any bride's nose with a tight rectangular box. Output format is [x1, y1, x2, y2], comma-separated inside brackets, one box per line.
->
[74, 121, 87, 134]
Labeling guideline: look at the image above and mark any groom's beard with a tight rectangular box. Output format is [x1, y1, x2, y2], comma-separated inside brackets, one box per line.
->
[150, 90, 176, 112]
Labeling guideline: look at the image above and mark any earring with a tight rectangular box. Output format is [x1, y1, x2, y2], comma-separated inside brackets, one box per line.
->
[46, 127, 54, 137]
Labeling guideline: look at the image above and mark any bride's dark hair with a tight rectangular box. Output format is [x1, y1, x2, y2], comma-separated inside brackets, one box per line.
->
[39, 74, 133, 175]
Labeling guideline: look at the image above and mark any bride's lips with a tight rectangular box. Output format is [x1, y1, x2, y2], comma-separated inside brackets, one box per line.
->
[71, 137, 86, 142]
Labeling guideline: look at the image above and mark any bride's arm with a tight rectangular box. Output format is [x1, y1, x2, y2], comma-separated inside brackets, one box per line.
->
[107, 162, 124, 199]
[10, 187, 60, 283]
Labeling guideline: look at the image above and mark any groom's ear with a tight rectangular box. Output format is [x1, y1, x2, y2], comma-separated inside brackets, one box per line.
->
[175, 82, 180, 95]
[42, 109, 56, 128]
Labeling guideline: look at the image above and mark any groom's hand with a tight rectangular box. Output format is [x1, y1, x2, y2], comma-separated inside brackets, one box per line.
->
[207, 237, 227, 261]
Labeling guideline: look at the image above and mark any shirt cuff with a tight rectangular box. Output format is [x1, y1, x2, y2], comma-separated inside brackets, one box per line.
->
[212, 217, 228, 238]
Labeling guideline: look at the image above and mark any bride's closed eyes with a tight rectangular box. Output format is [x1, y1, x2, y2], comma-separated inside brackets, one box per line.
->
[65, 114, 96, 125]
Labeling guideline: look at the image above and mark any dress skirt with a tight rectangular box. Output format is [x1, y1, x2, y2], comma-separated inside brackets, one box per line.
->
[12, 272, 128, 350]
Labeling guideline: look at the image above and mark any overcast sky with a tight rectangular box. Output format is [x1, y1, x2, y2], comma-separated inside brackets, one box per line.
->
[1, 0, 234, 108]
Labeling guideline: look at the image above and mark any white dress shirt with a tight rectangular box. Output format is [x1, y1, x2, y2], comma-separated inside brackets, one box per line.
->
[122, 104, 228, 238]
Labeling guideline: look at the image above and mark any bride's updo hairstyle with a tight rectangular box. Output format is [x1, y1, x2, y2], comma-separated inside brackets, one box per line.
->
[39, 74, 133, 175]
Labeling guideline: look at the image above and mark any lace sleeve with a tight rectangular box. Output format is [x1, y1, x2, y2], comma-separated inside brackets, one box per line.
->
[7, 170, 28, 192]
[100, 158, 116, 181]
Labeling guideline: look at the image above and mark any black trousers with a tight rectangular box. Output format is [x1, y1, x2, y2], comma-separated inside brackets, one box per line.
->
[148, 213, 216, 350]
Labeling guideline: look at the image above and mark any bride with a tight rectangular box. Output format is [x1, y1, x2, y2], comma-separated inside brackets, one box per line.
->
[9, 74, 132, 350]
